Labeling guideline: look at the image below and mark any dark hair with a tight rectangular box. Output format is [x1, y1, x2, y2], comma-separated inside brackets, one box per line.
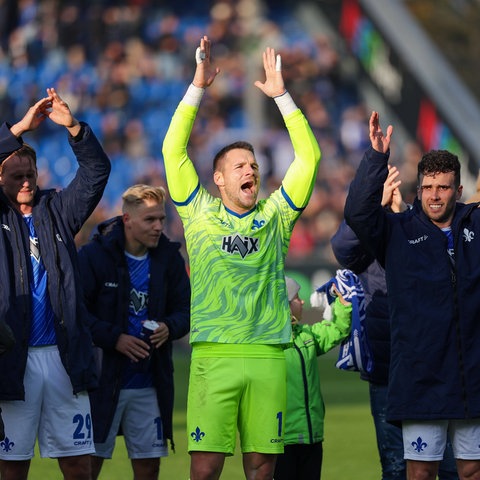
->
[213, 141, 255, 172]
[417, 150, 461, 187]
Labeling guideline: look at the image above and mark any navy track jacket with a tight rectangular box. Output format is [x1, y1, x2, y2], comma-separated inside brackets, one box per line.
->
[78, 217, 190, 447]
[0, 122, 111, 400]
[345, 146, 480, 422]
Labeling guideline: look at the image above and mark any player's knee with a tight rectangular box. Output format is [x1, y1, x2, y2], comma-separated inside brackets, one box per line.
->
[190, 451, 224, 480]
[243, 452, 276, 480]
[132, 457, 160, 479]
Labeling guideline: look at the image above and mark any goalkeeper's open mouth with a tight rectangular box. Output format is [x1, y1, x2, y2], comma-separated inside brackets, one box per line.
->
[241, 180, 255, 195]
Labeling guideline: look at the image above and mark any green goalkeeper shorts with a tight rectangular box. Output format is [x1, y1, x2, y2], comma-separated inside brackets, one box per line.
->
[187, 342, 286, 455]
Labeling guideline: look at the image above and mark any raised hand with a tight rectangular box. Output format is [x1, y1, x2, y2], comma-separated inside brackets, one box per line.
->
[9, 95, 52, 137]
[254, 47, 286, 98]
[369, 111, 393, 154]
[192, 35, 220, 89]
[381, 165, 407, 212]
[331, 284, 351, 306]
[45, 88, 78, 127]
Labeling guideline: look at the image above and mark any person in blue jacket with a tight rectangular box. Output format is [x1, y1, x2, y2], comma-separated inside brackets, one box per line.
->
[0, 88, 111, 480]
[344, 110, 480, 479]
[332, 167, 458, 480]
[77, 184, 190, 480]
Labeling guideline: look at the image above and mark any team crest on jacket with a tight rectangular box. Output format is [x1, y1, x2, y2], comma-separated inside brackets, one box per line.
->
[463, 228, 474, 242]
[221, 234, 259, 258]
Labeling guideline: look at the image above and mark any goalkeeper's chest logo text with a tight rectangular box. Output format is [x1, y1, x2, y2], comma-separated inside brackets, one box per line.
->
[221, 234, 259, 258]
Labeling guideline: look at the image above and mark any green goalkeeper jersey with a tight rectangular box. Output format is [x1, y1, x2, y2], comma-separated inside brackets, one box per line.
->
[163, 101, 320, 345]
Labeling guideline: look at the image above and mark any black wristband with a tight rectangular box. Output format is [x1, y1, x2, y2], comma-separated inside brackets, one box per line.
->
[71, 123, 85, 143]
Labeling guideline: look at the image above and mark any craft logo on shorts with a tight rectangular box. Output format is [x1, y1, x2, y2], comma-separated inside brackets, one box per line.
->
[270, 437, 283, 444]
[221, 234, 259, 258]
[74, 439, 93, 447]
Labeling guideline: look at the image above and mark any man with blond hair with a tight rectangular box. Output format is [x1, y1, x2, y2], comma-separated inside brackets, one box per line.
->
[78, 184, 190, 480]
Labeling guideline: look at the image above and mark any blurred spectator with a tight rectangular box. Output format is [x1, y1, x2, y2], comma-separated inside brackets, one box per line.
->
[0, 0, 404, 268]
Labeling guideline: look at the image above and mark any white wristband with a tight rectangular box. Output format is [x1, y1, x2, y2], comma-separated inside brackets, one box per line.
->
[274, 91, 297, 116]
[182, 83, 205, 107]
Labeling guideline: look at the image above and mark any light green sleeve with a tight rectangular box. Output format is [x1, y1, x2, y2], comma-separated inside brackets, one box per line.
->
[281, 109, 321, 208]
[162, 102, 200, 204]
[309, 298, 352, 354]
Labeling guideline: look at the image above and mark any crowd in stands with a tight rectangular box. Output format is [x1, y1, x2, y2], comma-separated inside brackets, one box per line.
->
[0, 0, 420, 264]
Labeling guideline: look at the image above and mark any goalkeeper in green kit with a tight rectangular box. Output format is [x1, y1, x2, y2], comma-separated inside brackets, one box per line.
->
[162, 35, 321, 480]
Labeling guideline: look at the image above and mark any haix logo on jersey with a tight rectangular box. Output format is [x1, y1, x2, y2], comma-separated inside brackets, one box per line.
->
[221, 234, 259, 258]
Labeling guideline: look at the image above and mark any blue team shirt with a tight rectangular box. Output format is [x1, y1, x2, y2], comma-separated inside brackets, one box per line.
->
[122, 251, 153, 389]
[24, 214, 56, 346]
